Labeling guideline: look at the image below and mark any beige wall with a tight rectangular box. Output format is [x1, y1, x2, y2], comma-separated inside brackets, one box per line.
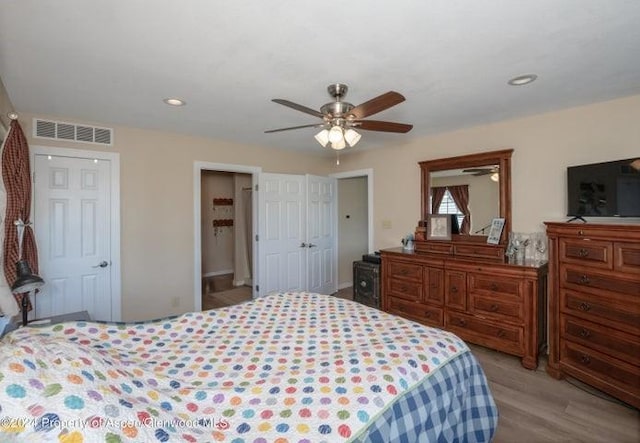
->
[19, 112, 330, 320]
[334, 94, 640, 250]
[10, 93, 640, 320]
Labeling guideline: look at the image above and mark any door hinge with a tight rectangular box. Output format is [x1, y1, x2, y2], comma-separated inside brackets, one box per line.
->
[255, 184, 258, 191]
[255, 234, 259, 241]
[255, 285, 259, 292]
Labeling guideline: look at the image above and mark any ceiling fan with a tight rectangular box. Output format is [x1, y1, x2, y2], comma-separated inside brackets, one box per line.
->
[462, 166, 499, 176]
[265, 83, 413, 150]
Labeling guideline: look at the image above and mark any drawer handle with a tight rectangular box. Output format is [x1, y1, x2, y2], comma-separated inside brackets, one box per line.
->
[578, 230, 584, 236]
[400, 285, 408, 293]
[578, 302, 592, 312]
[424, 311, 431, 318]
[489, 304, 499, 312]
[580, 354, 591, 365]
[400, 269, 408, 275]
[578, 248, 589, 257]
[579, 328, 591, 338]
[497, 330, 506, 338]
[457, 318, 467, 327]
[490, 283, 498, 291]
[579, 275, 591, 285]
[451, 286, 458, 293]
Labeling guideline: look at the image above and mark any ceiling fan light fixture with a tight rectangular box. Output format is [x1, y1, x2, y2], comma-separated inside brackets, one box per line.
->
[328, 125, 344, 144]
[344, 128, 361, 147]
[331, 138, 346, 150]
[314, 129, 330, 147]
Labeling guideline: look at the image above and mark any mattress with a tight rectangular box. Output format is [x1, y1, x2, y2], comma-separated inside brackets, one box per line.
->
[0, 292, 497, 442]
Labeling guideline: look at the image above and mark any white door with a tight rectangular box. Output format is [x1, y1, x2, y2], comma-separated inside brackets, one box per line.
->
[257, 173, 337, 296]
[306, 175, 337, 295]
[33, 154, 114, 321]
[258, 173, 306, 295]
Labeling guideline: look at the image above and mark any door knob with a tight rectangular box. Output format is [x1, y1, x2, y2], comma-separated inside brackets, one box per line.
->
[92, 260, 109, 268]
[307, 243, 317, 248]
[300, 242, 308, 248]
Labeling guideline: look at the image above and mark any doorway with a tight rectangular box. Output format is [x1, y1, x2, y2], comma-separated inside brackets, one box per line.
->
[193, 162, 261, 312]
[332, 169, 373, 294]
[200, 170, 253, 310]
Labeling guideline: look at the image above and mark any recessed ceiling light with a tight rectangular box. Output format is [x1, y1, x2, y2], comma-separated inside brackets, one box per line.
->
[163, 98, 186, 106]
[508, 74, 538, 86]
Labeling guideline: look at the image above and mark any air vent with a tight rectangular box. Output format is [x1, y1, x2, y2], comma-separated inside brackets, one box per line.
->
[34, 119, 113, 146]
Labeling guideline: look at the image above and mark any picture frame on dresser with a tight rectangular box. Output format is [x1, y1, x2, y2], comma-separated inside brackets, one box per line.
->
[486, 218, 505, 245]
[427, 214, 451, 240]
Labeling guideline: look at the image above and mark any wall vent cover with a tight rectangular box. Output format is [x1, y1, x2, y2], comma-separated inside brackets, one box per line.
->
[33, 119, 113, 146]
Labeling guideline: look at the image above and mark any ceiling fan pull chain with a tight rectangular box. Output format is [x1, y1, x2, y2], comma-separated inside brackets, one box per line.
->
[336, 152, 340, 165]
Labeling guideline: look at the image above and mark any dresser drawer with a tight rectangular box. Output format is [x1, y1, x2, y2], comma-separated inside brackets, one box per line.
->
[559, 238, 612, 269]
[561, 289, 640, 336]
[560, 341, 640, 408]
[471, 295, 523, 323]
[445, 311, 523, 355]
[387, 297, 443, 328]
[561, 315, 640, 366]
[388, 278, 422, 301]
[615, 242, 640, 274]
[388, 261, 423, 281]
[561, 265, 640, 297]
[454, 244, 504, 260]
[468, 273, 522, 298]
[445, 270, 467, 311]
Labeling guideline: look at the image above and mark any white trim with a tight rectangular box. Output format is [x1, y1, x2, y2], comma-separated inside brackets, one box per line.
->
[30, 145, 122, 321]
[330, 168, 374, 253]
[194, 162, 261, 312]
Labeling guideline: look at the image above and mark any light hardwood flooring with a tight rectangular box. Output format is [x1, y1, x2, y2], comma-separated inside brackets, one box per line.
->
[202, 285, 639, 441]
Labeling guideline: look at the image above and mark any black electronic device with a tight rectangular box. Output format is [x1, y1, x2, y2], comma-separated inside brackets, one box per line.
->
[567, 158, 640, 217]
[362, 252, 381, 264]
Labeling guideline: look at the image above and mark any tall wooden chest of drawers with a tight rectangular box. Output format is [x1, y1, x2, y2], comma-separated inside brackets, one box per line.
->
[545, 222, 640, 408]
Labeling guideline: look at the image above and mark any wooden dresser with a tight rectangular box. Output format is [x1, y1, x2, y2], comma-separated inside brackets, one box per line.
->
[545, 222, 640, 408]
[381, 248, 548, 369]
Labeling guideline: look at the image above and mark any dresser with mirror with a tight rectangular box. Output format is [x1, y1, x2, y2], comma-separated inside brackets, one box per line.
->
[381, 149, 548, 369]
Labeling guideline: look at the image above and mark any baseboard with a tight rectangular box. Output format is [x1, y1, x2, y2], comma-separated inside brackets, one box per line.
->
[338, 281, 353, 290]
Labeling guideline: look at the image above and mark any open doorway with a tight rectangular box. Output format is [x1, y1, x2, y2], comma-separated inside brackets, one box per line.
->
[333, 169, 373, 299]
[193, 162, 261, 312]
[200, 171, 253, 310]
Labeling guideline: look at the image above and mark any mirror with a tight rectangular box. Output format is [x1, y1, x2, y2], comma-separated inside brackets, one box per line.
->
[419, 149, 513, 242]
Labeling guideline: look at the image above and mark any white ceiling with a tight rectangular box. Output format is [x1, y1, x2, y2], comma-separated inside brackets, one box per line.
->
[1, 1, 639, 156]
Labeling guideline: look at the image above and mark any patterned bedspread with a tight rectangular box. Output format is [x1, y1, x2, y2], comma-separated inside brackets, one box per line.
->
[0, 292, 497, 442]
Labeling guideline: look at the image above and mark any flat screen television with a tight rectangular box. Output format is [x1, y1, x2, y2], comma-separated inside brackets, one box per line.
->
[567, 158, 640, 217]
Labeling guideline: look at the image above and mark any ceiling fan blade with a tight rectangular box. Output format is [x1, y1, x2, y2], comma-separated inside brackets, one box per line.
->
[264, 123, 324, 133]
[272, 99, 324, 118]
[354, 120, 413, 133]
[462, 168, 492, 173]
[348, 91, 406, 119]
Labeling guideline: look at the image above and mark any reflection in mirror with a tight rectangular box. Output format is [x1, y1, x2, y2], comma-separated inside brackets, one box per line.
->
[430, 166, 500, 235]
[419, 149, 513, 243]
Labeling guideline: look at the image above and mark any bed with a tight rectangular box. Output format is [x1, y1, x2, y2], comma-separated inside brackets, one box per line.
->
[0, 292, 497, 442]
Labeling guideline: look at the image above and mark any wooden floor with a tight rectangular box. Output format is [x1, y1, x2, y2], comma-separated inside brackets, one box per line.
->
[201, 285, 639, 441]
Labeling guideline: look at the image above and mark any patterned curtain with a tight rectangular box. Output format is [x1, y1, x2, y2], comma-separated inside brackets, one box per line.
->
[448, 185, 471, 235]
[431, 186, 447, 214]
[2, 119, 39, 311]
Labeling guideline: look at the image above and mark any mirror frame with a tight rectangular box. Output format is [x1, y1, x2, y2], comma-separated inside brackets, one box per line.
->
[419, 148, 513, 244]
